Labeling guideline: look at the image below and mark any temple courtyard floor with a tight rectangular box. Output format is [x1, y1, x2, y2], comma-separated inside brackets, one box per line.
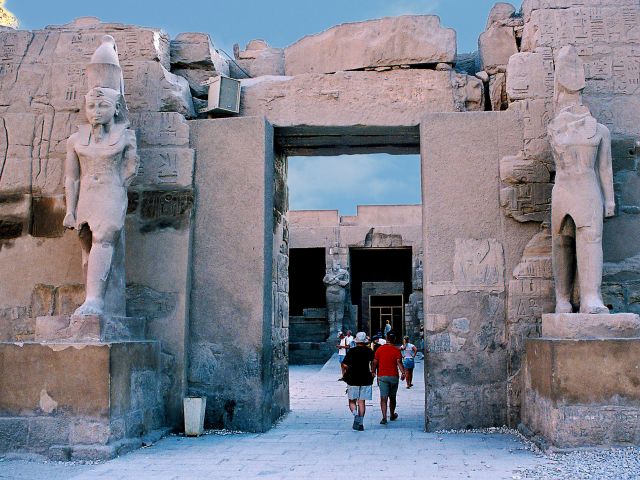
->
[1, 355, 639, 479]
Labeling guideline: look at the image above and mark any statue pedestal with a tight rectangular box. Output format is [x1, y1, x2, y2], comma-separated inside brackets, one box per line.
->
[0, 315, 165, 460]
[522, 313, 640, 449]
[542, 312, 640, 339]
[35, 314, 145, 342]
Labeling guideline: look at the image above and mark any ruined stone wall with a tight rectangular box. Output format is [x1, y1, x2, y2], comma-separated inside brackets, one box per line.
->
[0, 18, 207, 428]
[498, 0, 640, 427]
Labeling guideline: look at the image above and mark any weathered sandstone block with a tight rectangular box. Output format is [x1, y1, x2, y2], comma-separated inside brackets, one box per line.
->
[232, 40, 285, 78]
[479, 26, 518, 74]
[170, 32, 229, 75]
[523, 338, 640, 448]
[284, 16, 456, 75]
[240, 70, 482, 127]
[542, 313, 640, 339]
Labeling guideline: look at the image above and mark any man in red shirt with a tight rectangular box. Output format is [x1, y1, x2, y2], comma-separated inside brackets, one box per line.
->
[373, 331, 406, 424]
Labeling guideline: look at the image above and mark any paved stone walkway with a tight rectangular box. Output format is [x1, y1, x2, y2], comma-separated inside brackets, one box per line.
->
[2, 355, 551, 479]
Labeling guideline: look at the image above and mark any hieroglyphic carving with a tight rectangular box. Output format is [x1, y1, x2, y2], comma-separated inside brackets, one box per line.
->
[453, 239, 505, 291]
[500, 182, 553, 223]
[140, 190, 194, 221]
[132, 148, 194, 187]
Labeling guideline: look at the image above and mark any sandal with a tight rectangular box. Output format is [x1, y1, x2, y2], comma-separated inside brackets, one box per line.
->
[390, 413, 398, 421]
[380, 418, 387, 425]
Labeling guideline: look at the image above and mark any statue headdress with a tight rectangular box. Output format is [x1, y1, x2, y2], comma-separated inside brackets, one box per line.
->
[85, 35, 128, 123]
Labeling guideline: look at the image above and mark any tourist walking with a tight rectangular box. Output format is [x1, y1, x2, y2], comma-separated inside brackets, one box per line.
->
[383, 320, 392, 336]
[401, 336, 418, 388]
[373, 332, 405, 424]
[336, 331, 348, 364]
[342, 331, 375, 431]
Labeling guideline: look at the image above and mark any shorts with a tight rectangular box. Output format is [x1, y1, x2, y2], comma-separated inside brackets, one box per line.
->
[378, 376, 399, 398]
[403, 358, 415, 370]
[339, 355, 346, 364]
[347, 385, 373, 400]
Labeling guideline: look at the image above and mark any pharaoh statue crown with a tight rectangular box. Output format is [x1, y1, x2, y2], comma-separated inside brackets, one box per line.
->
[86, 35, 126, 98]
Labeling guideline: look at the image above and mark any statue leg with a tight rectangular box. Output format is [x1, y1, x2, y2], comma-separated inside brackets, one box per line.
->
[75, 227, 119, 316]
[78, 224, 92, 280]
[552, 233, 575, 313]
[576, 225, 608, 314]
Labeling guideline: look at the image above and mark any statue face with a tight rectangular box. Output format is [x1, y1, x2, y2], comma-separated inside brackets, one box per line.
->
[86, 97, 117, 126]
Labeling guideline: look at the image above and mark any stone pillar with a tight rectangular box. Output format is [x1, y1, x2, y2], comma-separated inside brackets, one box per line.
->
[188, 117, 288, 432]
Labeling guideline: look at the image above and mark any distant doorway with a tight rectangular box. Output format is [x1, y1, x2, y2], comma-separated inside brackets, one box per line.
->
[369, 294, 404, 337]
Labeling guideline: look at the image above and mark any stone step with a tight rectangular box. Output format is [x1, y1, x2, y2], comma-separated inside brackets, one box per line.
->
[35, 314, 146, 342]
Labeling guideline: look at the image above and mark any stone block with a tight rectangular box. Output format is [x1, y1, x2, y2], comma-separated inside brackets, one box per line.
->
[0, 341, 162, 456]
[29, 284, 56, 317]
[129, 113, 190, 148]
[542, 313, 640, 339]
[34, 315, 145, 342]
[233, 40, 285, 78]
[500, 183, 552, 223]
[172, 68, 214, 97]
[479, 26, 518, 74]
[523, 338, 640, 448]
[132, 148, 194, 188]
[284, 16, 456, 75]
[27, 417, 70, 450]
[0, 194, 31, 234]
[189, 118, 287, 432]
[500, 154, 550, 184]
[506, 52, 548, 101]
[486, 2, 519, 29]
[489, 73, 507, 111]
[0, 417, 28, 452]
[29, 195, 66, 238]
[241, 70, 480, 129]
[170, 32, 229, 75]
[69, 420, 111, 445]
[54, 284, 85, 315]
[49, 19, 171, 69]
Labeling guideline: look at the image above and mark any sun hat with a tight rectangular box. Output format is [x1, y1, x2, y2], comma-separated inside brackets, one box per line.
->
[355, 331, 367, 343]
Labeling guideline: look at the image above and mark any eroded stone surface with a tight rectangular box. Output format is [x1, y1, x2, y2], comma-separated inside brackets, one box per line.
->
[241, 70, 482, 127]
[284, 16, 456, 75]
[542, 312, 640, 338]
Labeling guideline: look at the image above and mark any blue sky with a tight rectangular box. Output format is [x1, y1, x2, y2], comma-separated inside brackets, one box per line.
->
[12, 0, 504, 215]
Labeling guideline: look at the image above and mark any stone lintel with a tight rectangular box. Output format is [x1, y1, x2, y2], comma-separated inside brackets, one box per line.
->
[542, 313, 640, 339]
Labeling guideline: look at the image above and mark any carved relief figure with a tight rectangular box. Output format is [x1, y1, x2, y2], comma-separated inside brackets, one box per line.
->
[548, 46, 614, 314]
[323, 262, 350, 331]
[63, 36, 138, 316]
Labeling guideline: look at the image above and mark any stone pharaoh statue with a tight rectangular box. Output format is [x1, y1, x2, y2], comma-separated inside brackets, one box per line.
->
[323, 262, 350, 330]
[63, 35, 139, 316]
[548, 46, 614, 314]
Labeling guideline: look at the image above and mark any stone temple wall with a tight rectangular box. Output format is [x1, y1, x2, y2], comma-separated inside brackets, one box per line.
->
[496, 0, 640, 426]
[0, 18, 217, 427]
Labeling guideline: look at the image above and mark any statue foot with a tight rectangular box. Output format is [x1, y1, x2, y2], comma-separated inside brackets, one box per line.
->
[580, 299, 609, 314]
[555, 299, 573, 314]
[74, 298, 104, 316]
